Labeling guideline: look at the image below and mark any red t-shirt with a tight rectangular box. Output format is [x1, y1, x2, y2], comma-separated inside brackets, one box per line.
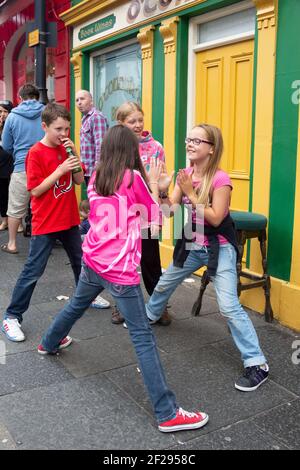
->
[26, 142, 80, 235]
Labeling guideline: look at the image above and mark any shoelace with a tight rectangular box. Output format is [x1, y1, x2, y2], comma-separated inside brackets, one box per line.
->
[178, 407, 199, 419]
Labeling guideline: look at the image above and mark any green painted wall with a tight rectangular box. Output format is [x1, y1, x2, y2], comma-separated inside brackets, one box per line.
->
[268, 0, 300, 280]
[173, 17, 189, 241]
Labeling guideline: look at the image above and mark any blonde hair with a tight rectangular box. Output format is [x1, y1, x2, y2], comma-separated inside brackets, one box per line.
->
[116, 101, 144, 122]
[193, 124, 224, 207]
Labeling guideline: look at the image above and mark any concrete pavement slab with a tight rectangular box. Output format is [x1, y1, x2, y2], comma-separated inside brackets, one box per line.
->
[56, 334, 137, 378]
[252, 399, 300, 450]
[0, 375, 176, 450]
[169, 420, 290, 450]
[0, 350, 73, 396]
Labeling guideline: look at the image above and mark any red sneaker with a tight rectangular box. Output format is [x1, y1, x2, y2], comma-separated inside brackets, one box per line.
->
[58, 336, 73, 350]
[158, 407, 209, 432]
[37, 336, 73, 355]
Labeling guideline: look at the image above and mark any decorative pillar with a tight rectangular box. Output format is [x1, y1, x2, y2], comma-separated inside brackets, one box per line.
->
[70, 52, 83, 202]
[159, 16, 179, 267]
[250, 0, 277, 268]
[137, 25, 155, 131]
[241, 0, 277, 309]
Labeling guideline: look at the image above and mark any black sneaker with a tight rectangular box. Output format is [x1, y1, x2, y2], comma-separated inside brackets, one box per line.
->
[235, 364, 269, 392]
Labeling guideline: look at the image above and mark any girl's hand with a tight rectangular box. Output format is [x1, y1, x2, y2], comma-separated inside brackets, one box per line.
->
[158, 163, 175, 192]
[61, 138, 78, 156]
[177, 169, 194, 198]
[146, 157, 162, 183]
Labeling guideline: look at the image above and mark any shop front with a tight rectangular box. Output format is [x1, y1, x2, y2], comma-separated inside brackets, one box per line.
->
[61, 0, 300, 332]
[0, 0, 71, 106]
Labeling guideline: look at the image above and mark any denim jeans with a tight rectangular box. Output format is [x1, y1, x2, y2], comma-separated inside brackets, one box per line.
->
[42, 262, 178, 423]
[146, 243, 267, 368]
[4, 227, 82, 323]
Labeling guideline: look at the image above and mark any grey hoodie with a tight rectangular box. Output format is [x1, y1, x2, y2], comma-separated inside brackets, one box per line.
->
[2, 99, 45, 172]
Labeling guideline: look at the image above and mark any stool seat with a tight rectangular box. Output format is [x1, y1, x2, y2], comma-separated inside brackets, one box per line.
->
[230, 210, 267, 231]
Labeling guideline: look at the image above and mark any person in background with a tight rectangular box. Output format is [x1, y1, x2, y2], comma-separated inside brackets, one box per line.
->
[75, 89, 110, 310]
[79, 199, 90, 239]
[0, 100, 14, 231]
[75, 89, 109, 187]
[1, 84, 45, 254]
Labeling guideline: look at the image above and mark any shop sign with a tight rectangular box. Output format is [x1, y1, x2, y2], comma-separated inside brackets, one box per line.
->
[28, 29, 39, 47]
[73, 0, 198, 48]
[78, 15, 116, 41]
[127, 0, 194, 23]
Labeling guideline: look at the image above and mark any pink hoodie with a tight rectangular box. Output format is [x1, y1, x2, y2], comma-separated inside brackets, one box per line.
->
[82, 170, 160, 285]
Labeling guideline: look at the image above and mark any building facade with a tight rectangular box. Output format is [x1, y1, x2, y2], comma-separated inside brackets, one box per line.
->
[0, 0, 71, 106]
[60, 0, 299, 331]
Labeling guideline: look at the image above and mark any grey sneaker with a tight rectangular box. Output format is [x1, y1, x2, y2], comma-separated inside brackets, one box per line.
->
[235, 364, 269, 391]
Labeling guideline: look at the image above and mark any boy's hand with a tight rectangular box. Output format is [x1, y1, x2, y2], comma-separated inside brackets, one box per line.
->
[60, 137, 78, 156]
[57, 156, 81, 176]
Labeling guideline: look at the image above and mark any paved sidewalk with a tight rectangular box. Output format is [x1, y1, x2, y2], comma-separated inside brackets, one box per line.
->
[0, 233, 299, 450]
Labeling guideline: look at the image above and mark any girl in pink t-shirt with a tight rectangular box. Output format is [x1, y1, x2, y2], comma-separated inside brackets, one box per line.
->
[146, 124, 269, 393]
[110, 101, 170, 326]
[39, 125, 209, 433]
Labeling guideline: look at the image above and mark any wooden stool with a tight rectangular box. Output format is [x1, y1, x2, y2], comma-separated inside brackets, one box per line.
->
[192, 210, 274, 322]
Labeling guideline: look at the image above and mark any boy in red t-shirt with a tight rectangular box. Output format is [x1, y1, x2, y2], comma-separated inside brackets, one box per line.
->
[2, 103, 84, 343]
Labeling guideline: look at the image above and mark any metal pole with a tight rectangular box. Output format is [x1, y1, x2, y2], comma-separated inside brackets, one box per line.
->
[34, 0, 48, 104]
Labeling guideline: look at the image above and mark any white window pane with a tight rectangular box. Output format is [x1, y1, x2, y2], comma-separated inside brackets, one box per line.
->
[198, 9, 256, 44]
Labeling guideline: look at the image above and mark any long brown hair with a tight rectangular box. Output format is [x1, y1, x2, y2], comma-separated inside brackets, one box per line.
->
[194, 124, 224, 207]
[94, 125, 148, 196]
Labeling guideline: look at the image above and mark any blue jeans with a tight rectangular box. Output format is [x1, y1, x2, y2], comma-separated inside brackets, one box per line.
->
[42, 262, 178, 423]
[146, 244, 267, 368]
[4, 227, 82, 323]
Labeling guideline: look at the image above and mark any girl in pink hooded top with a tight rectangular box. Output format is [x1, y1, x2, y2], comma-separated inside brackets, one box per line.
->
[111, 101, 171, 327]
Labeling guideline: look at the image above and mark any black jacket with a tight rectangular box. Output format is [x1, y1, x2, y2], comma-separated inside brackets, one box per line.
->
[173, 213, 239, 278]
[0, 143, 13, 178]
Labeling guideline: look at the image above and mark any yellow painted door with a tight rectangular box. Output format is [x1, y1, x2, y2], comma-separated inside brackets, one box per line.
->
[195, 40, 254, 211]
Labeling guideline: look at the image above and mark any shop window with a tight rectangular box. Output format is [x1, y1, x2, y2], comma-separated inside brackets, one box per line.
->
[92, 42, 141, 126]
[197, 8, 255, 46]
[14, 40, 56, 101]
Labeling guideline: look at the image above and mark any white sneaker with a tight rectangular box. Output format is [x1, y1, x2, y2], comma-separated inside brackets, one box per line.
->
[2, 318, 25, 342]
[90, 295, 110, 309]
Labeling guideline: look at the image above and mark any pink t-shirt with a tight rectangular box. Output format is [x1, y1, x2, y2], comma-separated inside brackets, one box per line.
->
[82, 170, 160, 285]
[181, 168, 232, 246]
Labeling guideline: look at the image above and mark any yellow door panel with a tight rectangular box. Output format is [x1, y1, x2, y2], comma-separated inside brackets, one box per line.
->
[196, 57, 223, 127]
[196, 40, 254, 213]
